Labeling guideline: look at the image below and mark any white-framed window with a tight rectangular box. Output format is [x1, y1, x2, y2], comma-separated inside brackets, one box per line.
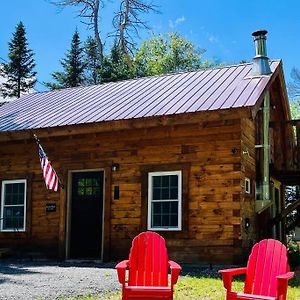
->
[1, 179, 27, 232]
[148, 171, 182, 231]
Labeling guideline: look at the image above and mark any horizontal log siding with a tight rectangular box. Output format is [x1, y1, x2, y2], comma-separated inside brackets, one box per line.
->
[0, 115, 243, 263]
[240, 117, 257, 260]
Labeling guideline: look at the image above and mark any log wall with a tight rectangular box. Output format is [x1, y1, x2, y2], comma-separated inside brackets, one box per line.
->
[240, 117, 257, 258]
[0, 110, 250, 263]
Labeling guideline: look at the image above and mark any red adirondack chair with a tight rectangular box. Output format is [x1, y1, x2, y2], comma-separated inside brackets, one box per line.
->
[115, 231, 182, 300]
[219, 239, 295, 300]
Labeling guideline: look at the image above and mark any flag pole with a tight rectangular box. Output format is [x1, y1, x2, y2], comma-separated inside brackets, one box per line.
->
[33, 133, 40, 145]
[33, 134, 64, 189]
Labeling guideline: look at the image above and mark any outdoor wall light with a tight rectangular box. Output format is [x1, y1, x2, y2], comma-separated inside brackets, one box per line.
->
[112, 163, 120, 172]
[245, 218, 251, 230]
[231, 147, 238, 155]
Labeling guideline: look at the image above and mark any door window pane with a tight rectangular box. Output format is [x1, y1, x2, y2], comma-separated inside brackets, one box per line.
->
[77, 177, 102, 196]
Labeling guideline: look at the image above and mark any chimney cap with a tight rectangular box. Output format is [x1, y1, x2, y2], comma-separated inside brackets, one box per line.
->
[252, 29, 268, 37]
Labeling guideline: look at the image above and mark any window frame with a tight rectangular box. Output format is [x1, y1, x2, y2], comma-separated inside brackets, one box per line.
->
[147, 171, 182, 231]
[0, 179, 27, 232]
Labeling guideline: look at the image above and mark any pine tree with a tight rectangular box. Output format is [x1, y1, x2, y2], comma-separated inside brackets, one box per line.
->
[1, 22, 36, 98]
[84, 36, 101, 85]
[46, 30, 85, 89]
[99, 42, 135, 83]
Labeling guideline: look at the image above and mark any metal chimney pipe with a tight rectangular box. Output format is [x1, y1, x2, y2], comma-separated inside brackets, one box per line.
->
[251, 30, 272, 76]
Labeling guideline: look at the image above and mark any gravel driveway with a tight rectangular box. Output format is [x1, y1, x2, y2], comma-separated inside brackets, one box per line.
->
[0, 261, 119, 300]
[0, 260, 226, 300]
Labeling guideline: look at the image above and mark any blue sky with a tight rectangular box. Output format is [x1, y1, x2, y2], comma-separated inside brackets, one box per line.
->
[0, 0, 299, 92]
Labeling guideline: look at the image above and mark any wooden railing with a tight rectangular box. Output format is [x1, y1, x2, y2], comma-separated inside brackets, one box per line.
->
[270, 119, 300, 170]
[270, 198, 300, 226]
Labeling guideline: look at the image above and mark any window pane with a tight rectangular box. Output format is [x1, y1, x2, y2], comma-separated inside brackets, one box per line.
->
[3, 206, 24, 230]
[170, 215, 178, 227]
[170, 175, 178, 187]
[161, 176, 169, 188]
[78, 179, 85, 187]
[85, 187, 93, 195]
[4, 194, 12, 205]
[151, 201, 178, 228]
[6, 184, 12, 194]
[153, 187, 161, 200]
[77, 187, 84, 196]
[153, 176, 161, 188]
[93, 187, 100, 196]
[152, 202, 162, 227]
[170, 202, 178, 214]
[153, 202, 162, 214]
[4, 183, 25, 205]
[152, 175, 179, 201]
[85, 178, 92, 186]
[161, 188, 169, 200]
[77, 177, 103, 196]
[152, 214, 161, 227]
[18, 183, 25, 194]
[162, 202, 171, 214]
[162, 215, 169, 226]
[170, 187, 178, 199]
[92, 178, 99, 186]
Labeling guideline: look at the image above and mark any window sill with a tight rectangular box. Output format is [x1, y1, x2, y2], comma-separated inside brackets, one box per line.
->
[0, 229, 26, 233]
[148, 228, 182, 231]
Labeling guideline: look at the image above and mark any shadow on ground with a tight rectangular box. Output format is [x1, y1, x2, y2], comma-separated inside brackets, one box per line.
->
[180, 263, 300, 287]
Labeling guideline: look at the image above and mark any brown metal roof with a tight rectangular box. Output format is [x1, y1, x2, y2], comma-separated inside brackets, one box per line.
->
[0, 61, 280, 132]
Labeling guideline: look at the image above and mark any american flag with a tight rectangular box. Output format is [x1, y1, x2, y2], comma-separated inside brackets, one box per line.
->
[38, 143, 59, 191]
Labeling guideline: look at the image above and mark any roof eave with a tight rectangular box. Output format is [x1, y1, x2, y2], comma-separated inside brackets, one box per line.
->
[0, 107, 252, 142]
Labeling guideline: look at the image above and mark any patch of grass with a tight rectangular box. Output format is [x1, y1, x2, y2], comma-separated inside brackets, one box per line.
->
[175, 275, 235, 300]
[288, 272, 300, 299]
[58, 275, 300, 300]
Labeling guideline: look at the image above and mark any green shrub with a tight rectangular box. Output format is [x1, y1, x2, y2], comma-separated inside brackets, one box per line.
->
[288, 241, 300, 267]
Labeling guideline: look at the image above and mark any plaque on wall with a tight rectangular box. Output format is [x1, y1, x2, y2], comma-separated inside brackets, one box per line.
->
[46, 203, 56, 212]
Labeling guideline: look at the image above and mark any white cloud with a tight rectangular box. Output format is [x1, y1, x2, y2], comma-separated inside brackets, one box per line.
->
[208, 35, 219, 43]
[198, 27, 220, 45]
[168, 20, 175, 29]
[168, 16, 186, 29]
[197, 26, 232, 58]
[175, 16, 185, 25]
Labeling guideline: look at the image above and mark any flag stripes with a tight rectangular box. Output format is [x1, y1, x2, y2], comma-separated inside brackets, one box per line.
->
[38, 143, 59, 191]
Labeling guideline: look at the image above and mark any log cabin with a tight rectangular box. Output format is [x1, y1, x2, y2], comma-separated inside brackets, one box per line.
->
[0, 30, 298, 263]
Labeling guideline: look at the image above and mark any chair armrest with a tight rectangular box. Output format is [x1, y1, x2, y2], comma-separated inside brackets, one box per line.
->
[277, 272, 295, 280]
[169, 260, 182, 286]
[115, 260, 129, 284]
[218, 267, 247, 292]
[277, 272, 295, 299]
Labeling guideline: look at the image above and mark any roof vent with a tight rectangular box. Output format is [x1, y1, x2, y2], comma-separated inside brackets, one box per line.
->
[251, 30, 272, 76]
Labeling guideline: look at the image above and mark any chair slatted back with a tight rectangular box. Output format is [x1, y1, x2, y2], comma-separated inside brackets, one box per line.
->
[244, 239, 289, 297]
[128, 231, 169, 287]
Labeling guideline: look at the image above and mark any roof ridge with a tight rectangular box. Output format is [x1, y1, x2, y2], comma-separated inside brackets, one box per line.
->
[20, 59, 282, 97]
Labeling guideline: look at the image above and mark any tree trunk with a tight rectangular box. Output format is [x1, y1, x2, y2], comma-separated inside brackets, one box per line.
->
[94, 0, 103, 64]
[17, 75, 21, 98]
